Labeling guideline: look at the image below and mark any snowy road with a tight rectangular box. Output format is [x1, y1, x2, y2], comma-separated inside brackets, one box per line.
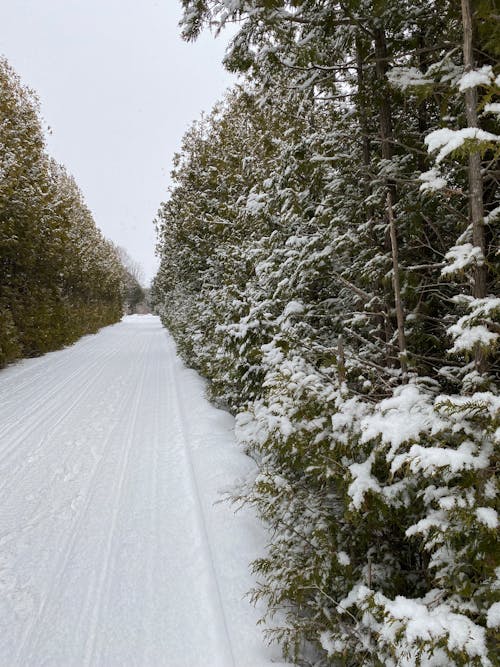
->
[0, 316, 284, 667]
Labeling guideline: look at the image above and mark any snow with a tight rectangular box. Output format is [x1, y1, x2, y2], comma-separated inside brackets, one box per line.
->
[245, 191, 266, 214]
[336, 551, 351, 566]
[0, 316, 287, 667]
[486, 602, 500, 628]
[419, 168, 447, 192]
[387, 67, 430, 90]
[376, 594, 490, 663]
[458, 66, 493, 91]
[337, 584, 370, 613]
[338, 585, 491, 665]
[448, 296, 500, 355]
[360, 385, 443, 456]
[484, 478, 497, 500]
[319, 631, 343, 656]
[347, 454, 380, 510]
[282, 300, 304, 317]
[441, 243, 484, 276]
[425, 127, 500, 163]
[392, 440, 491, 476]
[485, 205, 500, 224]
[435, 391, 500, 421]
[476, 507, 498, 529]
[448, 324, 498, 354]
[484, 103, 500, 116]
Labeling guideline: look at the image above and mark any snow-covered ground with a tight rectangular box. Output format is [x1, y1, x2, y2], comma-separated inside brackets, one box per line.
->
[0, 315, 287, 667]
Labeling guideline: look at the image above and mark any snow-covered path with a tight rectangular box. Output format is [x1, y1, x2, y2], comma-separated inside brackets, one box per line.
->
[0, 316, 283, 667]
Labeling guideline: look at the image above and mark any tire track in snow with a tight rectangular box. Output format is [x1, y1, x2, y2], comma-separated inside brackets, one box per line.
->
[0, 340, 112, 444]
[0, 343, 117, 458]
[81, 337, 151, 667]
[12, 344, 145, 666]
[0, 337, 95, 404]
[0, 325, 121, 407]
[164, 334, 237, 667]
[0, 317, 280, 667]
[0, 347, 121, 540]
[0, 338, 100, 426]
[142, 338, 161, 666]
[0, 345, 119, 499]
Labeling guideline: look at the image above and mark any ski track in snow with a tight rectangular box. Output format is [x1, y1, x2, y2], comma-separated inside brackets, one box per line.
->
[0, 315, 288, 667]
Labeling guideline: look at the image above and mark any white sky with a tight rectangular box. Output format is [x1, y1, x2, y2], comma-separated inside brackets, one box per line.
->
[0, 0, 235, 284]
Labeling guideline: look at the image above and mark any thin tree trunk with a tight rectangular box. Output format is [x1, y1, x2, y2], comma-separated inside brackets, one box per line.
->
[337, 334, 346, 385]
[374, 26, 394, 163]
[357, 34, 391, 365]
[417, 29, 429, 173]
[461, 0, 486, 300]
[387, 192, 408, 379]
[374, 24, 408, 376]
[461, 0, 487, 373]
[355, 35, 371, 174]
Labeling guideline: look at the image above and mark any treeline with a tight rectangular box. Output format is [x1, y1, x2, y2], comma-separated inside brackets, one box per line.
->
[153, 1, 499, 665]
[116, 245, 149, 314]
[0, 58, 125, 367]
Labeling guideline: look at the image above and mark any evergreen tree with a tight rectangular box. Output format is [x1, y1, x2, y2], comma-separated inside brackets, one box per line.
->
[153, 2, 499, 663]
[0, 58, 126, 366]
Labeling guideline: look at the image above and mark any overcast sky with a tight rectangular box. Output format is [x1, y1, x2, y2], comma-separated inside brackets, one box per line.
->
[0, 0, 235, 283]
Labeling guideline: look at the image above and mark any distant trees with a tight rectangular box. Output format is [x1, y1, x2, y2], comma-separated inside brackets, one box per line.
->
[154, 1, 499, 665]
[114, 245, 147, 314]
[0, 58, 125, 367]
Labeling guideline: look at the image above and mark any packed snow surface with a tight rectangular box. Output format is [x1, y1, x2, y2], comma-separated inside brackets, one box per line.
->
[0, 316, 287, 667]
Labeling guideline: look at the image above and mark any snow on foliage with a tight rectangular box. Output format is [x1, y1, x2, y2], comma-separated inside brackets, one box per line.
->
[448, 325, 498, 354]
[458, 65, 494, 92]
[347, 454, 380, 510]
[425, 127, 500, 163]
[446, 297, 500, 357]
[153, 2, 499, 665]
[484, 103, 500, 116]
[360, 384, 443, 456]
[0, 58, 125, 366]
[476, 507, 498, 530]
[487, 602, 500, 629]
[441, 243, 484, 277]
[372, 593, 491, 666]
[387, 66, 431, 90]
[419, 168, 447, 192]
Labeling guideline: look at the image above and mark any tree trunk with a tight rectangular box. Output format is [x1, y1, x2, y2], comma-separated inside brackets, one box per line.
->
[374, 24, 408, 377]
[374, 26, 393, 163]
[461, 0, 486, 300]
[417, 29, 429, 173]
[355, 35, 371, 174]
[461, 0, 487, 373]
[337, 334, 346, 385]
[387, 192, 408, 379]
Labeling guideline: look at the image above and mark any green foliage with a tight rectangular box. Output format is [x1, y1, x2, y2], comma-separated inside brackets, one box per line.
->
[154, 2, 499, 664]
[0, 58, 125, 366]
